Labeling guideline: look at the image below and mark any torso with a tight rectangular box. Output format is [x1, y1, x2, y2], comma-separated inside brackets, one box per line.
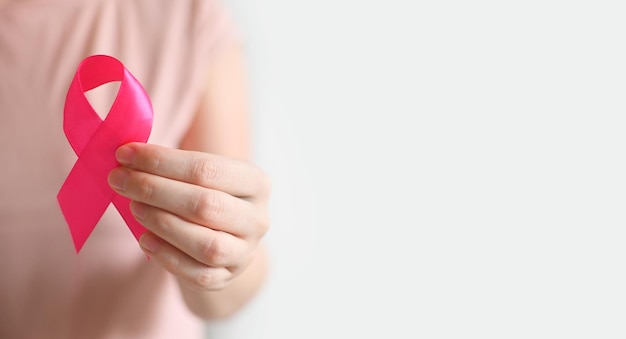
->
[0, 0, 233, 337]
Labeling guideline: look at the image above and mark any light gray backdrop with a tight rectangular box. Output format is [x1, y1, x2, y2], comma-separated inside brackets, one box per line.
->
[206, 1, 626, 338]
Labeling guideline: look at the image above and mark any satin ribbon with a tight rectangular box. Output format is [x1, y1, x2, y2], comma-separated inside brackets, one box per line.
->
[57, 55, 153, 253]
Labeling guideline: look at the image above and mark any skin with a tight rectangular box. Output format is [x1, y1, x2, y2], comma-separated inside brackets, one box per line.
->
[0, 0, 269, 325]
[108, 42, 271, 320]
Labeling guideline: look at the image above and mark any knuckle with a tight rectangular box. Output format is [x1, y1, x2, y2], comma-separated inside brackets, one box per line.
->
[195, 268, 215, 289]
[192, 191, 224, 222]
[254, 211, 271, 238]
[253, 169, 272, 197]
[199, 234, 230, 266]
[135, 147, 161, 171]
[190, 156, 221, 186]
[260, 172, 272, 195]
[163, 253, 182, 273]
[151, 211, 173, 236]
[135, 174, 157, 201]
[256, 212, 271, 238]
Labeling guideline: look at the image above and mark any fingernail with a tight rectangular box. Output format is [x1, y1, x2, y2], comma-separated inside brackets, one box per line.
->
[130, 201, 148, 220]
[140, 234, 161, 253]
[116, 145, 135, 165]
[108, 169, 129, 191]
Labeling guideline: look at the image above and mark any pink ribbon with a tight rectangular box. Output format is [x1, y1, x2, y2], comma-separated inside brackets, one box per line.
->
[57, 55, 153, 253]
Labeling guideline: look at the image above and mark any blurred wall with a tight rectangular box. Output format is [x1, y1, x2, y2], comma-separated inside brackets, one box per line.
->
[207, 1, 626, 338]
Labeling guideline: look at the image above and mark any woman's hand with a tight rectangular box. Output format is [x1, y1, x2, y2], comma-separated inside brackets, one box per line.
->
[107, 142, 271, 291]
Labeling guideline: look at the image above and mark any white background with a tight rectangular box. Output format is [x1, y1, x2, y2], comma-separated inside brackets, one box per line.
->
[206, 1, 626, 338]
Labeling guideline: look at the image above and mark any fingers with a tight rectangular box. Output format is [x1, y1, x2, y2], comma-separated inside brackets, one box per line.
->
[115, 143, 271, 199]
[108, 167, 268, 237]
[107, 143, 271, 291]
[131, 201, 252, 268]
[139, 232, 233, 291]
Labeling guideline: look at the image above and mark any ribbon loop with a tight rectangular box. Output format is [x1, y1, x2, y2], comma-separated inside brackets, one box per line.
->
[57, 55, 153, 253]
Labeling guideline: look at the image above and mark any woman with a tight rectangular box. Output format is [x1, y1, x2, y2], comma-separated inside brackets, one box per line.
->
[0, 0, 270, 338]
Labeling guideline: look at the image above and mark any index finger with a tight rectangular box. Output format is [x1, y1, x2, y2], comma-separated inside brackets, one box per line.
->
[115, 143, 270, 199]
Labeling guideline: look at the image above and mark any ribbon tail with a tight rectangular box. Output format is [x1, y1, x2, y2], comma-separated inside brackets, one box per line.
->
[112, 194, 148, 242]
[57, 160, 114, 253]
[59, 55, 153, 252]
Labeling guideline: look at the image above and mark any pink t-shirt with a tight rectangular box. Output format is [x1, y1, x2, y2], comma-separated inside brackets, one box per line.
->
[0, 0, 236, 337]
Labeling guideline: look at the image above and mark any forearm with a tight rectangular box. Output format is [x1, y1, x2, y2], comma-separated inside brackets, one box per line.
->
[177, 243, 269, 320]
